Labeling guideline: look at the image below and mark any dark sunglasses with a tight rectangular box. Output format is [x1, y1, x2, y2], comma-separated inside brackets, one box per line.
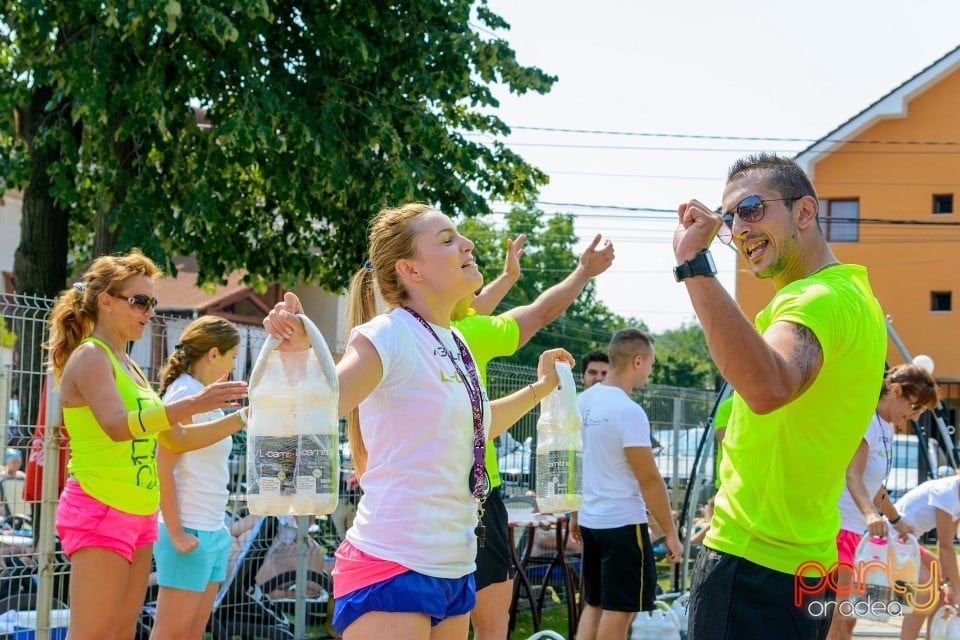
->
[718, 195, 802, 245]
[113, 293, 159, 312]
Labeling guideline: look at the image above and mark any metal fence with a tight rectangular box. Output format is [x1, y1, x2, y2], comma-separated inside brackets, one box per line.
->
[4, 291, 950, 636]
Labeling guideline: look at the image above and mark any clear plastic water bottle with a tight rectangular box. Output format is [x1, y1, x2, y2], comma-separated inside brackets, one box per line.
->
[247, 317, 339, 515]
[535, 361, 583, 514]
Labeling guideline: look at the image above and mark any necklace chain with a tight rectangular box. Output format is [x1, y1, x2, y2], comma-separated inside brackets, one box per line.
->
[807, 259, 840, 278]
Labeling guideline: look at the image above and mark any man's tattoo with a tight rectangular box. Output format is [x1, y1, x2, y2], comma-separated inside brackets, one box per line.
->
[791, 323, 822, 388]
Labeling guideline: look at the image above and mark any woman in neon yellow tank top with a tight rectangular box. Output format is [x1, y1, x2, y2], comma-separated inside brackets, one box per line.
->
[47, 251, 249, 640]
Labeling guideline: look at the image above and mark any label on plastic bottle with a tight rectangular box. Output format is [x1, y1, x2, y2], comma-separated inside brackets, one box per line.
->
[295, 434, 336, 495]
[536, 449, 583, 496]
[250, 435, 298, 495]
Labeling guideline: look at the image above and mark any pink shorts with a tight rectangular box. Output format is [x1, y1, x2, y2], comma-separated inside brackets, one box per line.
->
[836, 529, 861, 565]
[56, 479, 158, 563]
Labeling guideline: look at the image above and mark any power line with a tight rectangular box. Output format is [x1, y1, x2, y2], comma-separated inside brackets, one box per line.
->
[507, 125, 960, 148]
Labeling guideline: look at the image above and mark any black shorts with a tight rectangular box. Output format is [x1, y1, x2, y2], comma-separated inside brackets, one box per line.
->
[473, 488, 514, 590]
[688, 546, 835, 640]
[580, 523, 657, 612]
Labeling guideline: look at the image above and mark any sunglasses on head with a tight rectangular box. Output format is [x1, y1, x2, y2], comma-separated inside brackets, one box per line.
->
[113, 293, 159, 312]
[717, 195, 802, 245]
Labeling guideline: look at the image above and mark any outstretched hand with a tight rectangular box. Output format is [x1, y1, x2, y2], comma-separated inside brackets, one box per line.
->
[579, 234, 615, 277]
[263, 292, 309, 351]
[192, 370, 248, 412]
[502, 234, 527, 281]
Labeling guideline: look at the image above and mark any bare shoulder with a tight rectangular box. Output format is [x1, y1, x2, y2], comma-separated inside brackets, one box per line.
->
[60, 342, 114, 405]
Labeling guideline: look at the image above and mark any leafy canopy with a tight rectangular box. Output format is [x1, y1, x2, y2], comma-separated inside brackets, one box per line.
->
[0, 0, 556, 293]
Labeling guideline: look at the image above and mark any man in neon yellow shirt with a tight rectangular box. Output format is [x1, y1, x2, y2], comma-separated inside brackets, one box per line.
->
[453, 232, 614, 640]
[673, 154, 887, 639]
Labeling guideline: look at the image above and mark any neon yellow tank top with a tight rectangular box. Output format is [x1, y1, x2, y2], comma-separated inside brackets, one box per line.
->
[64, 337, 164, 515]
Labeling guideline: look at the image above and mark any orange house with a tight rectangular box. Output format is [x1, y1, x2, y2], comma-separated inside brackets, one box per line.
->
[735, 45, 960, 428]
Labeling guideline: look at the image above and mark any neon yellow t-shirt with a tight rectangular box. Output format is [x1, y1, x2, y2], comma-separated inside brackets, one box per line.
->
[64, 337, 164, 515]
[704, 264, 887, 576]
[452, 311, 520, 489]
[712, 395, 734, 490]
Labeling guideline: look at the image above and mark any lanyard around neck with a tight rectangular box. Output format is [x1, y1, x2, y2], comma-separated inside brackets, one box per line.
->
[402, 308, 488, 504]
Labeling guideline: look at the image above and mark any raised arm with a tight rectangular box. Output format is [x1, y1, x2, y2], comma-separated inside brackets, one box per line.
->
[506, 234, 614, 347]
[471, 234, 526, 316]
[673, 200, 824, 414]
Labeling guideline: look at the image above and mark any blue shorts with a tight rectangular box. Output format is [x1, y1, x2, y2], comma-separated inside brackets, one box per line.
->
[154, 522, 231, 592]
[332, 570, 476, 635]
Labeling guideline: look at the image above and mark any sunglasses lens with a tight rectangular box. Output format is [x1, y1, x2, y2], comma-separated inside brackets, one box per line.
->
[737, 196, 765, 222]
[718, 221, 732, 245]
[130, 295, 157, 310]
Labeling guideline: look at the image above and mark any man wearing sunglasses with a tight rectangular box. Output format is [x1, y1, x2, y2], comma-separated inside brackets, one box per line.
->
[672, 153, 887, 640]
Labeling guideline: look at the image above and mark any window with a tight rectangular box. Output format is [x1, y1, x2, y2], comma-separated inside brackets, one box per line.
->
[931, 291, 952, 312]
[823, 199, 859, 242]
[933, 194, 953, 214]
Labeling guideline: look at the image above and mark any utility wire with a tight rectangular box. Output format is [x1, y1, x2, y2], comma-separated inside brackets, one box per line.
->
[507, 125, 960, 148]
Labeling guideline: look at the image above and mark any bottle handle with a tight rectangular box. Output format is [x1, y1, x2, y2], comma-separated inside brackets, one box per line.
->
[249, 314, 339, 394]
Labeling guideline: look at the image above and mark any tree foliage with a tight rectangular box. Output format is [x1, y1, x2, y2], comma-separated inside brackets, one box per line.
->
[648, 322, 720, 390]
[459, 206, 641, 370]
[0, 0, 556, 297]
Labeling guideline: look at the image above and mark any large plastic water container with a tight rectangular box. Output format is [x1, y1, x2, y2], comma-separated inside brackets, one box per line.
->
[630, 600, 681, 640]
[849, 532, 920, 621]
[246, 314, 339, 515]
[535, 361, 582, 514]
[929, 605, 960, 640]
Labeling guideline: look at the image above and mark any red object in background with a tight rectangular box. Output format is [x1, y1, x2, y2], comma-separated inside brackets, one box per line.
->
[23, 379, 70, 502]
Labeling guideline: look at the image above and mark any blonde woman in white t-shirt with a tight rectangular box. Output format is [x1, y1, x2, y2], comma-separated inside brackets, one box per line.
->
[263, 203, 573, 640]
[151, 316, 241, 640]
[826, 363, 938, 640]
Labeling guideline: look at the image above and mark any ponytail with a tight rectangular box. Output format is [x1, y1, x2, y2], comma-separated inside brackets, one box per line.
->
[346, 267, 375, 477]
[46, 286, 97, 382]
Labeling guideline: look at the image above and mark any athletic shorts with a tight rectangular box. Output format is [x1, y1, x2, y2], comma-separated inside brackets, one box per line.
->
[688, 546, 834, 640]
[332, 570, 475, 635]
[154, 522, 231, 591]
[474, 488, 514, 590]
[56, 479, 158, 563]
[580, 523, 657, 612]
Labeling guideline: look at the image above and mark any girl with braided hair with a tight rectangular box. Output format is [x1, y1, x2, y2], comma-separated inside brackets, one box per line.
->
[151, 316, 241, 640]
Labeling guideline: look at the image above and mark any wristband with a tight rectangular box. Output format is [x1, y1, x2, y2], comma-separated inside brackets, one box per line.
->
[236, 406, 249, 428]
[128, 406, 171, 438]
[889, 514, 902, 525]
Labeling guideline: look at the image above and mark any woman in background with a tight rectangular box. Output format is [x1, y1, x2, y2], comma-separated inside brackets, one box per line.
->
[48, 251, 248, 640]
[151, 316, 241, 640]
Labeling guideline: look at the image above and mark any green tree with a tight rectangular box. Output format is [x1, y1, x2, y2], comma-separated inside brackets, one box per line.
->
[649, 322, 719, 390]
[0, 1, 556, 298]
[459, 206, 641, 370]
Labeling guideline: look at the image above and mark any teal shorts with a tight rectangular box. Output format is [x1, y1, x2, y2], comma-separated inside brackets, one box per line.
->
[154, 522, 231, 592]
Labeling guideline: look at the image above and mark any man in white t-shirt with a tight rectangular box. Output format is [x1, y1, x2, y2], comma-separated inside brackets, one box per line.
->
[894, 474, 960, 639]
[572, 328, 682, 640]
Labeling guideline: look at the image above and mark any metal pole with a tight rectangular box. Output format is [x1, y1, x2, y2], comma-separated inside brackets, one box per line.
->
[886, 320, 958, 468]
[35, 372, 61, 640]
[294, 515, 309, 639]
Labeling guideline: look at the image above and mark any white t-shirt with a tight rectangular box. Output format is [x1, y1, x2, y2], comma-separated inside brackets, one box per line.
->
[345, 308, 491, 578]
[838, 412, 893, 533]
[159, 374, 232, 531]
[894, 474, 960, 536]
[576, 383, 651, 529]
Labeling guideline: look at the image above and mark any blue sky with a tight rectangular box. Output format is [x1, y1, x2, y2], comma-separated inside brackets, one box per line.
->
[481, 0, 960, 332]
